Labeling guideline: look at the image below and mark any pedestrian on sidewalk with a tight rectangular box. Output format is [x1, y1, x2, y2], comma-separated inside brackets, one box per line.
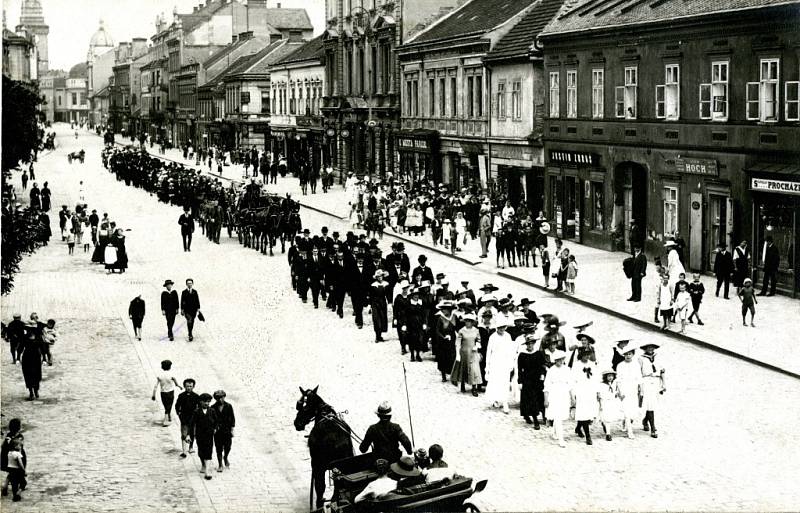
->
[178, 206, 195, 252]
[543, 350, 570, 447]
[539, 242, 551, 288]
[738, 278, 758, 327]
[665, 240, 685, 291]
[151, 360, 183, 427]
[687, 273, 705, 325]
[714, 243, 734, 299]
[478, 207, 491, 258]
[40, 319, 56, 366]
[19, 322, 42, 400]
[28, 163, 35, 181]
[212, 390, 235, 472]
[674, 282, 692, 334]
[89, 209, 99, 245]
[670, 272, 688, 322]
[639, 342, 665, 439]
[180, 279, 201, 342]
[5, 314, 25, 364]
[161, 280, 179, 341]
[20, 170, 28, 191]
[1, 419, 27, 499]
[657, 275, 674, 331]
[65, 229, 75, 255]
[556, 248, 570, 292]
[566, 254, 578, 295]
[128, 294, 145, 340]
[3, 440, 26, 502]
[627, 246, 647, 301]
[176, 379, 199, 457]
[733, 240, 750, 293]
[193, 393, 217, 480]
[759, 236, 780, 297]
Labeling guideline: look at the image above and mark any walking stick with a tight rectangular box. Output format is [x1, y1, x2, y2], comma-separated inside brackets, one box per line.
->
[402, 362, 416, 448]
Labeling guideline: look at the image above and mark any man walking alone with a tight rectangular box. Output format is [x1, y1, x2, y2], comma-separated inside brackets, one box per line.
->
[628, 246, 647, 302]
[180, 279, 201, 341]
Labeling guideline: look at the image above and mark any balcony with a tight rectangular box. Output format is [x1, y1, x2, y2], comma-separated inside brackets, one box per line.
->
[401, 116, 487, 138]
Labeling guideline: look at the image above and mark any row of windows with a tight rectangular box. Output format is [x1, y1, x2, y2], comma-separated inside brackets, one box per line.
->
[403, 68, 484, 119]
[271, 82, 324, 116]
[549, 59, 800, 122]
[342, 42, 392, 97]
[496, 80, 522, 120]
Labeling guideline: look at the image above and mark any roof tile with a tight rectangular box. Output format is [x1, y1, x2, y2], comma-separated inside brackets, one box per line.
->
[409, 0, 537, 44]
[486, 0, 567, 60]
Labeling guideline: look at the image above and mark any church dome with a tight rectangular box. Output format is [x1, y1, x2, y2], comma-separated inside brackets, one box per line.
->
[89, 19, 114, 48]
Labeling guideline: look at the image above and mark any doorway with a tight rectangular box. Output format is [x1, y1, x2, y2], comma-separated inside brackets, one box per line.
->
[564, 176, 581, 242]
[708, 193, 732, 271]
[615, 162, 648, 251]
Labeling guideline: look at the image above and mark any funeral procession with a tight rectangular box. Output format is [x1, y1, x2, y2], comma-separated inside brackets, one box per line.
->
[1, 0, 799, 512]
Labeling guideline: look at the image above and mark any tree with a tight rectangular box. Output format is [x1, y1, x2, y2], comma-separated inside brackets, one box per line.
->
[2, 75, 45, 295]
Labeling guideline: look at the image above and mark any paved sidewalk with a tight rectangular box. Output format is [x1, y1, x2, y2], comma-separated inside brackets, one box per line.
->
[121, 136, 800, 378]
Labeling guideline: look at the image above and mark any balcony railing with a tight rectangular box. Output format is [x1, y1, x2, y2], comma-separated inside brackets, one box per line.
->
[401, 116, 487, 138]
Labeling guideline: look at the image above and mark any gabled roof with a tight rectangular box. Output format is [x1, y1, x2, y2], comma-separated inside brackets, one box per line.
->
[200, 40, 288, 89]
[407, 0, 536, 45]
[273, 35, 324, 66]
[244, 41, 303, 74]
[485, 0, 566, 61]
[541, 0, 799, 37]
[265, 8, 313, 30]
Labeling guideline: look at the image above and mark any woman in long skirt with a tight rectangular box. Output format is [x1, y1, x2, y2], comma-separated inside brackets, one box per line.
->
[405, 289, 427, 362]
[433, 301, 457, 382]
[615, 345, 641, 438]
[450, 314, 482, 396]
[543, 350, 571, 447]
[571, 349, 599, 445]
[370, 271, 389, 342]
[517, 335, 546, 427]
[639, 342, 665, 438]
[19, 323, 42, 400]
[484, 321, 515, 413]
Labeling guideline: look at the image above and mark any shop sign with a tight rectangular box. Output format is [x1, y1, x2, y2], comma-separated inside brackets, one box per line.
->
[675, 157, 718, 176]
[750, 177, 800, 196]
[398, 137, 430, 151]
[548, 150, 598, 166]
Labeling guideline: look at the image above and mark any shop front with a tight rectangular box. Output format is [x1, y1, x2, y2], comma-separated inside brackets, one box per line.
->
[545, 149, 607, 248]
[491, 141, 544, 215]
[396, 129, 440, 185]
[747, 164, 800, 297]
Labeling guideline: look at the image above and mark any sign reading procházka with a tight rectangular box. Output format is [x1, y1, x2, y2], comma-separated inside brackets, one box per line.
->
[751, 177, 800, 196]
[675, 157, 718, 176]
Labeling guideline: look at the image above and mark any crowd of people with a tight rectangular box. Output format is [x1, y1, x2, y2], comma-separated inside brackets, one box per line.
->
[2, 312, 57, 401]
[286, 226, 666, 447]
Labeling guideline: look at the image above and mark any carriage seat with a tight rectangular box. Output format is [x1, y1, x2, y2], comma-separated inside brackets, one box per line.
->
[336, 469, 379, 488]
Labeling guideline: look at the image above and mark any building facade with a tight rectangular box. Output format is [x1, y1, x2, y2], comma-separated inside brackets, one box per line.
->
[2, 26, 38, 82]
[15, 0, 48, 76]
[321, 0, 464, 182]
[540, 0, 800, 295]
[396, 0, 537, 189]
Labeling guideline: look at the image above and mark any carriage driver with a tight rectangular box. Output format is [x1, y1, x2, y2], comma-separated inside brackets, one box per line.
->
[359, 402, 413, 464]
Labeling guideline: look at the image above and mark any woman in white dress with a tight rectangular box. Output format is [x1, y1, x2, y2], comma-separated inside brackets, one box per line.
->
[598, 369, 623, 441]
[665, 240, 685, 289]
[543, 350, 571, 447]
[571, 349, 599, 445]
[484, 321, 515, 413]
[639, 342, 665, 438]
[615, 345, 642, 438]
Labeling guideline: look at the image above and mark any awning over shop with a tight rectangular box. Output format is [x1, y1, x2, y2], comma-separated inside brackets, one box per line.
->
[746, 162, 800, 177]
[747, 162, 800, 196]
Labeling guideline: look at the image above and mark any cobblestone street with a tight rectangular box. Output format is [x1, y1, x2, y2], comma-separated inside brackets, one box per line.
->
[2, 126, 800, 512]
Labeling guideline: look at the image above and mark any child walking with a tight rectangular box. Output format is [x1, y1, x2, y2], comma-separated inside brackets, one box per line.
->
[657, 275, 674, 330]
[571, 349, 598, 445]
[41, 319, 57, 366]
[543, 350, 571, 448]
[673, 282, 692, 334]
[598, 370, 623, 441]
[175, 378, 200, 458]
[5, 440, 26, 502]
[566, 255, 578, 294]
[66, 229, 75, 255]
[639, 342, 665, 439]
[687, 273, 705, 325]
[738, 278, 757, 327]
[151, 360, 183, 426]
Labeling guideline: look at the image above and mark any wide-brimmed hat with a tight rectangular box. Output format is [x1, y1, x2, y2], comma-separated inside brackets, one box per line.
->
[547, 316, 566, 328]
[573, 321, 593, 331]
[498, 297, 512, 308]
[376, 401, 392, 416]
[374, 270, 387, 279]
[163, 280, 174, 287]
[391, 456, 422, 477]
[539, 222, 551, 235]
[480, 293, 498, 303]
[576, 333, 596, 345]
[437, 300, 455, 310]
[639, 342, 660, 351]
[519, 298, 533, 305]
[479, 283, 499, 292]
[495, 319, 512, 328]
[601, 369, 617, 377]
[513, 311, 526, 322]
[457, 298, 472, 307]
[551, 350, 567, 361]
[398, 280, 411, 289]
[419, 280, 432, 288]
[622, 345, 637, 355]
[664, 240, 677, 247]
[462, 313, 477, 322]
[521, 323, 537, 334]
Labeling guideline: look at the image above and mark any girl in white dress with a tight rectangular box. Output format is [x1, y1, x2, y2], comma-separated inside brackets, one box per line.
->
[544, 350, 571, 447]
[614, 345, 641, 438]
[639, 342, 666, 438]
[484, 321, 515, 413]
[571, 349, 598, 445]
[598, 369, 623, 441]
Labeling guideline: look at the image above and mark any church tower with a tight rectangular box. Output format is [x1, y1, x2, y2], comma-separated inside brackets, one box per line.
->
[16, 0, 49, 75]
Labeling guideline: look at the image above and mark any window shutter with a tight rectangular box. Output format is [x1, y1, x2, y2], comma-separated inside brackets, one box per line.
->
[614, 86, 625, 118]
[655, 85, 665, 118]
[699, 84, 711, 119]
[746, 82, 760, 120]
[785, 81, 799, 121]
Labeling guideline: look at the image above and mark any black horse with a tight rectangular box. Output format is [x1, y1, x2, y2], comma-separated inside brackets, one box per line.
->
[294, 386, 354, 509]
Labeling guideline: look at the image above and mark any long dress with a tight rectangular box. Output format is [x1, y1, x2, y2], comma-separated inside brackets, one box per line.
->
[450, 326, 482, 386]
[615, 358, 642, 419]
[484, 331, 515, 404]
[433, 313, 457, 375]
[518, 350, 547, 418]
[405, 300, 427, 352]
[112, 234, 128, 271]
[639, 354, 664, 412]
[599, 381, 623, 425]
[543, 364, 572, 421]
[20, 336, 42, 389]
[666, 248, 685, 289]
[571, 361, 599, 422]
[370, 282, 389, 335]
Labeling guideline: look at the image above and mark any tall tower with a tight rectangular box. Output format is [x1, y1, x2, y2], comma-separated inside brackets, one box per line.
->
[16, 0, 49, 75]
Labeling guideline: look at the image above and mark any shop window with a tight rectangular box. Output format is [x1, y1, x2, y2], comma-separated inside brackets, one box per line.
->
[590, 181, 604, 230]
[512, 81, 521, 120]
[785, 81, 799, 121]
[497, 81, 506, 119]
[663, 186, 678, 236]
[549, 71, 559, 118]
[591, 69, 603, 119]
[566, 70, 577, 118]
[757, 200, 796, 272]
[616, 66, 637, 119]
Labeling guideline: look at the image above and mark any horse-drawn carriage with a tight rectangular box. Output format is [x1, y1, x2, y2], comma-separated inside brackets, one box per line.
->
[295, 387, 487, 513]
[235, 192, 302, 255]
[316, 453, 487, 513]
[67, 149, 85, 164]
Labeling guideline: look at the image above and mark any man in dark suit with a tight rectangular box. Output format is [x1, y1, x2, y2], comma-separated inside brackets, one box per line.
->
[329, 247, 349, 317]
[628, 246, 647, 302]
[179, 206, 195, 252]
[192, 393, 217, 480]
[759, 236, 780, 296]
[411, 254, 434, 284]
[180, 279, 201, 341]
[307, 246, 325, 308]
[350, 252, 371, 329]
[161, 280, 179, 341]
[385, 242, 411, 274]
[293, 248, 310, 303]
[629, 220, 644, 256]
[713, 244, 735, 299]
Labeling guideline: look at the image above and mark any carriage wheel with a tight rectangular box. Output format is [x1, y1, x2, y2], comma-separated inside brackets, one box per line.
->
[464, 504, 481, 513]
